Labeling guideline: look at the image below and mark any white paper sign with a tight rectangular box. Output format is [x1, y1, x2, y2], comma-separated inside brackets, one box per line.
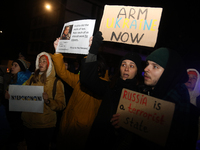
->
[9, 85, 44, 113]
[56, 19, 96, 55]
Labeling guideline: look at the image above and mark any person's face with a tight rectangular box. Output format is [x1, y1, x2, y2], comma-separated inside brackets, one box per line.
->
[11, 62, 21, 74]
[185, 74, 197, 91]
[120, 59, 137, 80]
[39, 56, 48, 72]
[144, 60, 164, 87]
[64, 27, 69, 35]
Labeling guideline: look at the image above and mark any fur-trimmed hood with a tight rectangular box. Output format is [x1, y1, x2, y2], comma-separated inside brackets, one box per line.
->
[35, 52, 55, 78]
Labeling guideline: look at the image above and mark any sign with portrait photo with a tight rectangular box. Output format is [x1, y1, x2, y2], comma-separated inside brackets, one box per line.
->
[56, 19, 96, 55]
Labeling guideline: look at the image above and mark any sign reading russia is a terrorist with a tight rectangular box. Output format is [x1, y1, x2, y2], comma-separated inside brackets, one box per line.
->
[99, 5, 163, 47]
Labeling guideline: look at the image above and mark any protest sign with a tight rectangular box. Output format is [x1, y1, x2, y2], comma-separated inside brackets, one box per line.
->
[9, 85, 44, 113]
[116, 88, 175, 146]
[99, 5, 163, 47]
[56, 19, 96, 54]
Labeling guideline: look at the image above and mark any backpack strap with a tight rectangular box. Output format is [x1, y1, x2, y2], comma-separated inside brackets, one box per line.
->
[52, 78, 59, 100]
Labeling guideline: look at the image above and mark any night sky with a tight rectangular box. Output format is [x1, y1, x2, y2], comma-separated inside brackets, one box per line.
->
[0, 0, 199, 70]
[0, 0, 31, 59]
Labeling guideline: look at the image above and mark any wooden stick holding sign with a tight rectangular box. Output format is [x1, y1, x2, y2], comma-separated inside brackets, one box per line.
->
[99, 5, 163, 47]
[116, 88, 175, 146]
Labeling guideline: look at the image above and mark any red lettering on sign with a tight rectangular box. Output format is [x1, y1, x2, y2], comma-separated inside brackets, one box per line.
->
[143, 97, 147, 105]
[128, 103, 165, 125]
[123, 90, 128, 99]
[123, 90, 147, 106]
[132, 93, 136, 102]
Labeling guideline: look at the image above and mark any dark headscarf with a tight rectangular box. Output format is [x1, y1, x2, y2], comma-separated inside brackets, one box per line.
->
[110, 52, 142, 89]
[119, 52, 142, 76]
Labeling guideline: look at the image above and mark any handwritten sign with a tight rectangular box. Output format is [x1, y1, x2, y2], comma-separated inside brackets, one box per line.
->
[99, 5, 163, 47]
[56, 19, 96, 54]
[9, 85, 44, 113]
[116, 88, 175, 146]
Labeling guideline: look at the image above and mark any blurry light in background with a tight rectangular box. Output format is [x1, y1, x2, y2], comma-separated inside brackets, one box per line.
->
[0, 31, 2, 33]
[45, 4, 51, 10]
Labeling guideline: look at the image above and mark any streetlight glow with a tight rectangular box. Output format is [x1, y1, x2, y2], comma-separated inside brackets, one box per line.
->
[45, 4, 51, 10]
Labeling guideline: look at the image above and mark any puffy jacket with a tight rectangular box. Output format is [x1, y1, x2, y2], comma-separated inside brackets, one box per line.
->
[50, 53, 109, 150]
[21, 52, 66, 129]
[15, 70, 32, 85]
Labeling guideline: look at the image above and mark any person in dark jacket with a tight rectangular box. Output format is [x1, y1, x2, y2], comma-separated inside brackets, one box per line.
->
[112, 47, 198, 150]
[80, 31, 142, 150]
[4, 59, 32, 149]
[139, 48, 197, 149]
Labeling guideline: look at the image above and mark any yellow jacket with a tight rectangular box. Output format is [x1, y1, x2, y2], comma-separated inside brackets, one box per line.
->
[21, 52, 66, 129]
[50, 53, 109, 150]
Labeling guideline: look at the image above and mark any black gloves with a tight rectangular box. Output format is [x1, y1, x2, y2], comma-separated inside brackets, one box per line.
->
[89, 31, 103, 55]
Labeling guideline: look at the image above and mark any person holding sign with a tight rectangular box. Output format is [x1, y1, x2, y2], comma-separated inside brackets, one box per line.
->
[80, 31, 142, 150]
[51, 38, 109, 150]
[4, 59, 31, 149]
[138, 48, 197, 149]
[21, 52, 66, 150]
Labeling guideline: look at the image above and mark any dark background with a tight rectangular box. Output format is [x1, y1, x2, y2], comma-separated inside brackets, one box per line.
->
[0, 0, 199, 70]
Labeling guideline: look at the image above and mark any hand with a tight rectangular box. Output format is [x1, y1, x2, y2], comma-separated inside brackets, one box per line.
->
[110, 114, 120, 129]
[54, 37, 60, 51]
[89, 36, 93, 47]
[5, 91, 10, 99]
[89, 31, 103, 55]
[43, 92, 49, 103]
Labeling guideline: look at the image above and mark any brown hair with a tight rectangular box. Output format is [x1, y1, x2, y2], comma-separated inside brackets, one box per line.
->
[31, 69, 47, 84]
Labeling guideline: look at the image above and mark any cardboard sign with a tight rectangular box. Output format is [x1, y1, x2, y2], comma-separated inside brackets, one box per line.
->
[9, 85, 44, 113]
[116, 88, 175, 146]
[99, 5, 163, 47]
[56, 19, 96, 54]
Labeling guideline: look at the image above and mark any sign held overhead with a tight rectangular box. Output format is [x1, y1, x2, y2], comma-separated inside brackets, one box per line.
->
[99, 5, 163, 47]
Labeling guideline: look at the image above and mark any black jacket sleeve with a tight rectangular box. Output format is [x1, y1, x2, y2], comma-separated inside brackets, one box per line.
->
[80, 60, 109, 97]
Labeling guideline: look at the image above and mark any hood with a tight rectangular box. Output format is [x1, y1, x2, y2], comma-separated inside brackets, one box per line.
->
[119, 52, 142, 76]
[187, 68, 200, 105]
[151, 48, 188, 99]
[35, 52, 55, 78]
